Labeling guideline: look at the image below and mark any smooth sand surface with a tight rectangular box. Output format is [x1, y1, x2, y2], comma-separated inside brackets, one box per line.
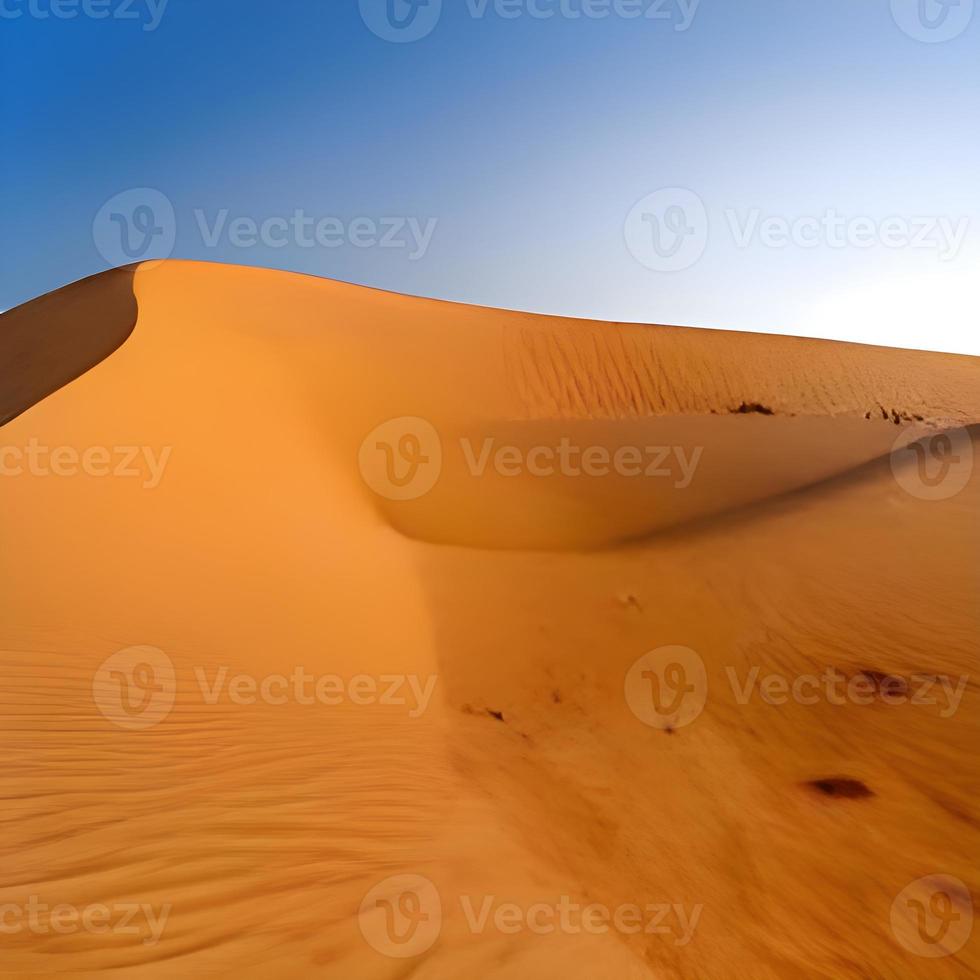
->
[0, 260, 977, 977]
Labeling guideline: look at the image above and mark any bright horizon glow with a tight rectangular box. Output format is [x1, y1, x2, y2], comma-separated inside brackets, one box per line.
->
[798, 262, 980, 355]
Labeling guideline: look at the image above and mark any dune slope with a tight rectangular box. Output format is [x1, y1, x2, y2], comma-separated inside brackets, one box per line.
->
[0, 260, 977, 978]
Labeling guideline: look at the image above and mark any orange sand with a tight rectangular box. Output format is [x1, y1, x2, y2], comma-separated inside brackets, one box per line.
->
[0, 261, 977, 978]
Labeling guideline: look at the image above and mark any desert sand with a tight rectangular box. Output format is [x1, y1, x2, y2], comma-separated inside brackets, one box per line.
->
[0, 260, 977, 978]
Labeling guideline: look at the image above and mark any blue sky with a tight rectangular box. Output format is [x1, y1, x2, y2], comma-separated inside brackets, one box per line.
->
[2, 0, 977, 352]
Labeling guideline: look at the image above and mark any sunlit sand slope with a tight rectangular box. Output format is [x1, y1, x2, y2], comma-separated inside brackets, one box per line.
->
[0, 260, 977, 978]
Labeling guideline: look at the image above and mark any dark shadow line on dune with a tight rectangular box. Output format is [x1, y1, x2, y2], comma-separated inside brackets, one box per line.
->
[0, 265, 139, 429]
[399, 422, 979, 557]
[608, 422, 980, 555]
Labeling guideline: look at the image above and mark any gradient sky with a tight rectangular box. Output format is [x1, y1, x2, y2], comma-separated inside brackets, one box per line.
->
[2, 0, 977, 353]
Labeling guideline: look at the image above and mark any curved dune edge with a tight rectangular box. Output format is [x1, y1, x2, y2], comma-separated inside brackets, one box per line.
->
[0, 266, 138, 429]
[3, 259, 977, 429]
[135, 260, 978, 425]
[2, 259, 976, 549]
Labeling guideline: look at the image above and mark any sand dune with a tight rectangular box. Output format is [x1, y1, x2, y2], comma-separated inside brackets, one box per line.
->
[0, 266, 137, 429]
[1, 260, 977, 977]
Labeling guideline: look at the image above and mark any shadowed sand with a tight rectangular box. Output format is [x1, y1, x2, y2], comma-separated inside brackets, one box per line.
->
[0, 266, 137, 428]
[0, 260, 977, 978]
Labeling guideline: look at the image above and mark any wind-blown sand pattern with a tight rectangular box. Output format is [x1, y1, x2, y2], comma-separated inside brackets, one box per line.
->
[1, 260, 977, 978]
